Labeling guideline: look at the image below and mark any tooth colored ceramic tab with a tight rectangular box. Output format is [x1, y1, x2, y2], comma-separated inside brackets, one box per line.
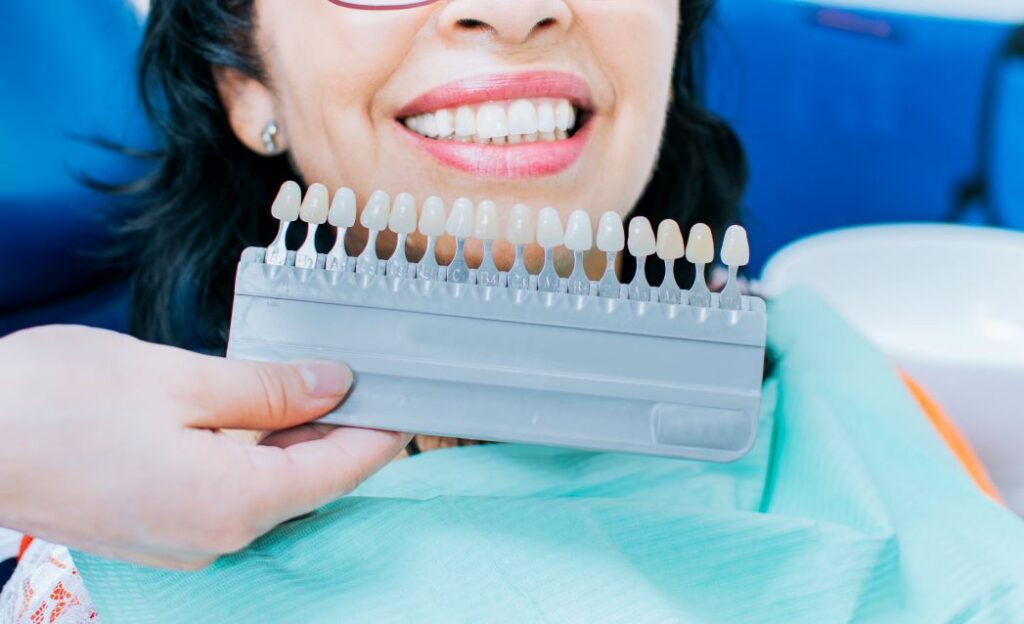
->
[417, 196, 446, 280]
[475, 200, 501, 287]
[271, 181, 301, 222]
[687, 223, 714, 307]
[507, 204, 534, 290]
[386, 193, 417, 278]
[295, 183, 330, 269]
[328, 187, 357, 228]
[627, 217, 655, 301]
[266, 180, 302, 266]
[326, 187, 356, 271]
[565, 210, 593, 296]
[656, 220, 685, 304]
[719, 225, 749, 310]
[686, 223, 714, 265]
[596, 211, 624, 298]
[447, 198, 475, 283]
[536, 207, 564, 293]
[721, 225, 750, 267]
[361, 190, 391, 231]
[357, 190, 391, 275]
[474, 200, 500, 240]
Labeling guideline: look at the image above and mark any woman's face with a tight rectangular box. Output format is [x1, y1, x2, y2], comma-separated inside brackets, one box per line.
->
[225, 0, 679, 271]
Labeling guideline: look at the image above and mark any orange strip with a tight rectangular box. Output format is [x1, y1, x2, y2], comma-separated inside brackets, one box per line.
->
[17, 535, 33, 561]
[901, 372, 1003, 504]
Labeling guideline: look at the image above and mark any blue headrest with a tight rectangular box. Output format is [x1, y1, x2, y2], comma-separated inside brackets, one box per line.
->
[0, 1, 149, 326]
[703, 0, 1019, 272]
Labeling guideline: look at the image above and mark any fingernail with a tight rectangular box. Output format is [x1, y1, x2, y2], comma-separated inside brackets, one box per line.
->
[299, 362, 353, 398]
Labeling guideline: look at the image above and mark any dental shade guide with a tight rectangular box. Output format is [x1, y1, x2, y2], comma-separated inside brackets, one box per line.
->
[656, 220, 685, 305]
[386, 193, 417, 278]
[296, 183, 329, 270]
[227, 183, 768, 462]
[266, 181, 301, 267]
[687, 223, 714, 308]
[596, 211, 624, 299]
[627, 217, 656, 302]
[417, 196, 446, 281]
[357, 190, 390, 275]
[326, 187, 356, 272]
[446, 198, 474, 284]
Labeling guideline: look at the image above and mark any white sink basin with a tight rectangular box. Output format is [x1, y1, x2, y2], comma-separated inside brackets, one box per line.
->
[761, 224, 1024, 513]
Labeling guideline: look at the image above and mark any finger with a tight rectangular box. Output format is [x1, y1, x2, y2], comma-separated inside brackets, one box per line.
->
[184, 358, 354, 432]
[241, 427, 412, 528]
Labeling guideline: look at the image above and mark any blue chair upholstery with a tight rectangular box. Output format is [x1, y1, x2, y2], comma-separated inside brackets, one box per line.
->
[0, 1, 149, 336]
[702, 0, 1021, 272]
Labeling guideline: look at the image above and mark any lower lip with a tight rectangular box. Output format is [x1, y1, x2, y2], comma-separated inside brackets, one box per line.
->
[396, 121, 591, 179]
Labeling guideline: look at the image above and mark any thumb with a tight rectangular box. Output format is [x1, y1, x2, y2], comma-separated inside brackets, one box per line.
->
[185, 357, 353, 431]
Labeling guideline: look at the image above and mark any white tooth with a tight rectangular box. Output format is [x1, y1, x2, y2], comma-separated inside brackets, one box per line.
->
[627, 217, 656, 257]
[419, 196, 447, 237]
[421, 113, 439, 138]
[435, 109, 454, 138]
[555, 100, 574, 132]
[554, 129, 567, 141]
[299, 183, 330, 224]
[721, 225, 750, 267]
[475, 135, 489, 145]
[537, 101, 557, 133]
[446, 197, 475, 238]
[686, 223, 715, 264]
[389, 192, 418, 235]
[540, 131, 557, 142]
[476, 103, 509, 140]
[507, 204, 534, 245]
[328, 187, 357, 228]
[536, 207, 564, 249]
[508, 99, 539, 135]
[455, 105, 476, 137]
[656, 220, 684, 260]
[523, 132, 539, 143]
[474, 200, 500, 240]
[491, 136, 506, 145]
[361, 190, 391, 231]
[404, 117, 418, 132]
[271, 181, 301, 221]
[508, 134, 523, 144]
[596, 211, 625, 252]
[564, 210, 593, 252]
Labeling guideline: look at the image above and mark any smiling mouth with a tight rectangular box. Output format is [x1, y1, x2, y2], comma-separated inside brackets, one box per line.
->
[398, 97, 588, 145]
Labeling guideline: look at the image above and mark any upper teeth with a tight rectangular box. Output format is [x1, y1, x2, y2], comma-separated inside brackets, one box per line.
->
[403, 98, 579, 143]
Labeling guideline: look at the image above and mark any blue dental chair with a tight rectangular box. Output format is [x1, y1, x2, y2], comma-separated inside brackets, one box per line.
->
[0, 1, 150, 337]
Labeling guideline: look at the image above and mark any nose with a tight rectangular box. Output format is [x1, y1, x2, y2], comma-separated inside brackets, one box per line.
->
[435, 0, 572, 46]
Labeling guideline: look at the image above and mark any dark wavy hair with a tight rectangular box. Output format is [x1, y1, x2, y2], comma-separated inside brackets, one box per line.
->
[123, 0, 746, 351]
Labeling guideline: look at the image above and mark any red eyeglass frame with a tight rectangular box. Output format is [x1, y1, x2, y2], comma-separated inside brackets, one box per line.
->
[327, 0, 440, 9]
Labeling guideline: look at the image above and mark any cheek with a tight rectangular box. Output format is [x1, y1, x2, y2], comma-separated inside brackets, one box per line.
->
[258, 4, 422, 186]
[582, 3, 679, 216]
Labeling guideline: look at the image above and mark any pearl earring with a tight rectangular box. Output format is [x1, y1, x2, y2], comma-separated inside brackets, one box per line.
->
[261, 120, 280, 154]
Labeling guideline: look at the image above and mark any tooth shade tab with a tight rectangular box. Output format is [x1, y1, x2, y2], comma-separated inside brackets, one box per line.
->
[329, 187, 357, 228]
[507, 204, 534, 245]
[361, 190, 391, 231]
[628, 217, 656, 257]
[447, 198, 475, 238]
[419, 196, 447, 237]
[474, 200, 500, 240]
[271, 181, 301, 221]
[389, 193, 418, 235]
[656, 220, 685, 260]
[299, 183, 330, 224]
[564, 210, 593, 252]
[721, 225, 750, 266]
[686, 223, 715, 264]
[536, 207, 565, 248]
[596, 211, 625, 252]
